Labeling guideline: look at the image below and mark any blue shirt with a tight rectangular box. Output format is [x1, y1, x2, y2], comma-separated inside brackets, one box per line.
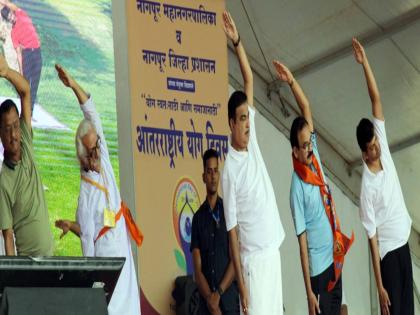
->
[290, 133, 333, 277]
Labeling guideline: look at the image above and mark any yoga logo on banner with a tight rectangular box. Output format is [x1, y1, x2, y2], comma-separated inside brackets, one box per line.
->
[172, 177, 201, 274]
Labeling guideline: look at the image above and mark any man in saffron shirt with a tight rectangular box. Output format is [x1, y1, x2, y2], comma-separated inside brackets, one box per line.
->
[0, 0, 42, 115]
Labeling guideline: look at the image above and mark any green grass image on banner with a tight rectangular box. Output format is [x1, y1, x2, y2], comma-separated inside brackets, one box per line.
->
[0, 0, 119, 256]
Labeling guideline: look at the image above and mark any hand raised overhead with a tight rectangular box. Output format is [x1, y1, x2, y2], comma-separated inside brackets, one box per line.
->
[352, 37, 366, 64]
[222, 11, 239, 43]
[272, 60, 294, 85]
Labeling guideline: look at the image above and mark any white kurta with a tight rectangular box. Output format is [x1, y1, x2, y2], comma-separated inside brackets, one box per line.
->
[76, 97, 141, 315]
[222, 106, 284, 314]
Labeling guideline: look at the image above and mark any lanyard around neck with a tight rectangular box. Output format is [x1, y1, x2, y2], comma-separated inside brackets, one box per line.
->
[81, 169, 111, 208]
[211, 203, 220, 228]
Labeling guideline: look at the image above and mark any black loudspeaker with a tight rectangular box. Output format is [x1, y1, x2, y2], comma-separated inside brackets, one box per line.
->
[0, 287, 108, 315]
[172, 275, 200, 315]
[0, 256, 126, 315]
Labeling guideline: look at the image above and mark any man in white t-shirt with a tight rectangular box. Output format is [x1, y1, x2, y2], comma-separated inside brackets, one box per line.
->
[221, 11, 285, 315]
[354, 38, 413, 315]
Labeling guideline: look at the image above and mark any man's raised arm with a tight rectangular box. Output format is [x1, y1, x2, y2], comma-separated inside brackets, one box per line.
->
[352, 38, 384, 121]
[273, 61, 313, 132]
[55, 64, 105, 141]
[55, 64, 89, 105]
[223, 11, 253, 107]
[0, 55, 31, 128]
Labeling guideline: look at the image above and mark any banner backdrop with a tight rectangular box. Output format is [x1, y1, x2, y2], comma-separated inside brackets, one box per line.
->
[126, 0, 228, 312]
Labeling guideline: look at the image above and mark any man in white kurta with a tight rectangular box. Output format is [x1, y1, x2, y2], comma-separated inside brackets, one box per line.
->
[221, 11, 285, 315]
[222, 104, 285, 315]
[78, 97, 140, 315]
[54, 65, 141, 315]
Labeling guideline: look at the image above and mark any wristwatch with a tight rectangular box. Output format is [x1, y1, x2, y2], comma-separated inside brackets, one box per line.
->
[233, 34, 241, 47]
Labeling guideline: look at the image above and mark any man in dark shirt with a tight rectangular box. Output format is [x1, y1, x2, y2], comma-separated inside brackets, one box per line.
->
[190, 149, 239, 315]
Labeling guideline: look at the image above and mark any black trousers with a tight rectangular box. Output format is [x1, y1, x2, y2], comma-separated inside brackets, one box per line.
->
[199, 284, 240, 315]
[199, 299, 239, 315]
[22, 47, 42, 114]
[310, 263, 342, 315]
[380, 242, 414, 315]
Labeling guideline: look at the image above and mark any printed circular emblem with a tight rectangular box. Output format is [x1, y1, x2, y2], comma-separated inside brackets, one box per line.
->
[172, 177, 201, 274]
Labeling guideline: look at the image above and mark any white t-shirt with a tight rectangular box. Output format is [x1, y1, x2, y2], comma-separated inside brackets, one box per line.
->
[359, 118, 412, 259]
[222, 106, 285, 261]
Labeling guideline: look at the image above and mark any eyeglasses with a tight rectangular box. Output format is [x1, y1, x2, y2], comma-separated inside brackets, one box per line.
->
[87, 135, 101, 159]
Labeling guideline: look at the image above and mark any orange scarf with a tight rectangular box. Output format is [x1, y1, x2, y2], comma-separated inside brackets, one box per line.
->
[95, 202, 144, 246]
[81, 175, 144, 247]
[293, 154, 354, 291]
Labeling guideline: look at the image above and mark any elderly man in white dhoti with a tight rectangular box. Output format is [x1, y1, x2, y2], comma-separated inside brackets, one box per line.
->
[54, 64, 143, 315]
